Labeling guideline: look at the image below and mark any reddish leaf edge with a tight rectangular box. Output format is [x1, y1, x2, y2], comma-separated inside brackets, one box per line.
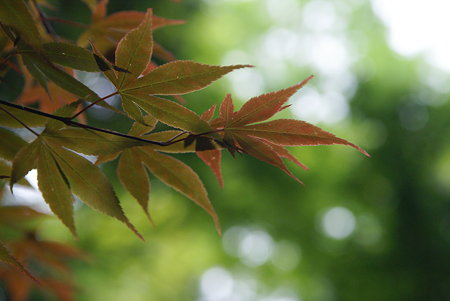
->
[0, 242, 40, 284]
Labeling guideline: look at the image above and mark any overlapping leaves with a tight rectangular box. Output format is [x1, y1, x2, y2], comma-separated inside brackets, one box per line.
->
[202, 76, 369, 184]
[0, 231, 86, 301]
[78, 0, 184, 60]
[9, 124, 144, 239]
[0, 0, 370, 286]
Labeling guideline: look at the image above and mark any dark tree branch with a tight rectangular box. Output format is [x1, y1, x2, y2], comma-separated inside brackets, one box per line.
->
[0, 99, 224, 147]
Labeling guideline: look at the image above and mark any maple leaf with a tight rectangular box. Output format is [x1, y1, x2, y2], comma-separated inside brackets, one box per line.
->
[114, 8, 153, 88]
[0, 241, 37, 283]
[197, 105, 224, 187]
[89, 8, 251, 129]
[120, 61, 251, 95]
[0, 206, 44, 225]
[19, 52, 122, 114]
[0, 1, 375, 298]
[0, 233, 86, 300]
[197, 149, 223, 188]
[96, 121, 221, 233]
[77, 0, 184, 61]
[9, 108, 144, 238]
[0, 127, 27, 161]
[88, 9, 249, 129]
[0, 0, 43, 48]
[229, 75, 314, 127]
[206, 77, 369, 183]
[0, 103, 47, 128]
[17, 82, 77, 113]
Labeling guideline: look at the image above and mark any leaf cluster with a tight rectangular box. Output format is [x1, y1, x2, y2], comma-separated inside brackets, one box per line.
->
[0, 0, 368, 287]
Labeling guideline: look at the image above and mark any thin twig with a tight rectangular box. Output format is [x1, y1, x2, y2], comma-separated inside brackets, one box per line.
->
[0, 106, 39, 136]
[162, 131, 188, 144]
[71, 91, 119, 120]
[44, 16, 89, 29]
[0, 99, 224, 147]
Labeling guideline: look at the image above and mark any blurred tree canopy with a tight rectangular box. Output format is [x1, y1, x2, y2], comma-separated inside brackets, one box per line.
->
[1, 0, 449, 300]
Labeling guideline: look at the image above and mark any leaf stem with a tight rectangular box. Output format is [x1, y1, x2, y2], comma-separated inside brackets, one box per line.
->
[0, 106, 39, 136]
[163, 131, 188, 143]
[71, 91, 119, 120]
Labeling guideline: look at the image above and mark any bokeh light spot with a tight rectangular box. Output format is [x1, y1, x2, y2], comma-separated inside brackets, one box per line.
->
[238, 229, 274, 267]
[321, 207, 356, 239]
[200, 267, 234, 300]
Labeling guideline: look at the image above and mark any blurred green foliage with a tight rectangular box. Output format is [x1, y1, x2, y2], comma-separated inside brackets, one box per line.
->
[2, 0, 449, 300]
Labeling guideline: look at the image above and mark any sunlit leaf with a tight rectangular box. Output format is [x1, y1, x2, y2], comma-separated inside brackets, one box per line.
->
[122, 94, 212, 133]
[42, 127, 145, 155]
[90, 43, 118, 86]
[51, 144, 143, 239]
[17, 82, 79, 115]
[230, 76, 313, 126]
[37, 141, 76, 235]
[117, 149, 151, 220]
[197, 149, 223, 188]
[0, 127, 27, 160]
[78, 10, 183, 54]
[10, 132, 143, 239]
[233, 133, 301, 183]
[21, 54, 98, 101]
[121, 94, 146, 124]
[21, 54, 120, 113]
[11, 139, 40, 189]
[22, 54, 49, 92]
[0, 160, 30, 188]
[219, 93, 234, 125]
[139, 147, 220, 234]
[121, 61, 251, 95]
[265, 142, 309, 170]
[0, 103, 47, 127]
[201, 104, 217, 122]
[115, 9, 153, 88]
[43, 42, 111, 72]
[128, 114, 157, 136]
[229, 119, 369, 156]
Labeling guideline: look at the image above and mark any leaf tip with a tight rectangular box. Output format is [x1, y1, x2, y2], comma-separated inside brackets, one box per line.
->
[214, 217, 222, 237]
[234, 64, 254, 69]
[125, 221, 145, 241]
[347, 142, 371, 158]
[68, 227, 78, 239]
[144, 210, 156, 227]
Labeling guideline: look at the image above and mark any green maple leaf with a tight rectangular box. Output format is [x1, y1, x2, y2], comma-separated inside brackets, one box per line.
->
[9, 109, 143, 238]
[96, 122, 221, 234]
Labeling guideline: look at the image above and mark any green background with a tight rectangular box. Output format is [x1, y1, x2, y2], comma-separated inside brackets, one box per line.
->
[2, 0, 450, 300]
